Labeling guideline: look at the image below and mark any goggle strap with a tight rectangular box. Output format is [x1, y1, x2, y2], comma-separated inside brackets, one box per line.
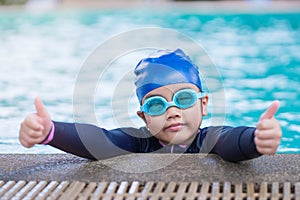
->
[197, 92, 206, 99]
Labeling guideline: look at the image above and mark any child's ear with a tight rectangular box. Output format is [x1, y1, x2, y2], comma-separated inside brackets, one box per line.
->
[137, 111, 147, 124]
[201, 95, 209, 116]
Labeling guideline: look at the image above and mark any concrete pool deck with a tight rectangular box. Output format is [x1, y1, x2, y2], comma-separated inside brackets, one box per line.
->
[1, 154, 300, 198]
[1, 153, 299, 183]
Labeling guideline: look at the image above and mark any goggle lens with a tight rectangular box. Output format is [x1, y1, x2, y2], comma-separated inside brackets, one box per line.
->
[175, 91, 195, 109]
[140, 89, 206, 116]
[147, 99, 165, 115]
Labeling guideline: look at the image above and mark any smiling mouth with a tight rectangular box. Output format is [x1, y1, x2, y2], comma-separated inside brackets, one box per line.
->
[165, 123, 183, 132]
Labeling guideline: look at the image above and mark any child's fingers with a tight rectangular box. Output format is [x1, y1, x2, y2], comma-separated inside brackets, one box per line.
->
[254, 137, 279, 155]
[27, 129, 43, 139]
[19, 125, 42, 139]
[19, 136, 43, 148]
[254, 136, 280, 148]
[19, 97, 51, 149]
[23, 114, 44, 131]
[255, 129, 276, 140]
[19, 138, 34, 148]
[34, 97, 52, 135]
[19, 114, 45, 148]
[19, 131, 43, 148]
[254, 127, 281, 155]
[255, 128, 282, 140]
[255, 146, 277, 155]
[35, 97, 49, 119]
[259, 100, 280, 121]
[256, 118, 277, 130]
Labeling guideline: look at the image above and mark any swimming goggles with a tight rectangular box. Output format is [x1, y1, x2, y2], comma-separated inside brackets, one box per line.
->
[140, 88, 206, 116]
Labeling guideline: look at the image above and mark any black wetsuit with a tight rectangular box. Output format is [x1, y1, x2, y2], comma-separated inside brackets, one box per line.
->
[48, 121, 261, 162]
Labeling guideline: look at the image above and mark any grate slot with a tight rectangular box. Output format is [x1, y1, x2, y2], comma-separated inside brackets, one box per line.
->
[283, 182, 291, 200]
[12, 181, 37, 200]
[222, 182, 233, 200]
[35, 181, 59, 200]
[271, 182, 280, 200]
[296, 183, 300, 200]
[106, 181, 118, 194]
[259, 182, 268, 200]
[149, 181, 165, 200]
[128, 181, 140, 194]
[0, 180, 15, 197]
[127, 181, 140, 200]
[140, 181, 154, 199]
[0, 180, 299, 199]
[185, 181, 199, 200]
[238, 182, 248, 200]
[198, 182, 209, 200]
[211, 182, 220, 200]
[247, 182, 256, 200]
[2, 180, 26, 200]
[59, 181, 86, 200]
[161, 181, 176, 200]
[0, 180, 5, 188]
[49, 181, 69, 199]
[114, 181, 130, 200]
[103, 181, 119, 200]
[22, 180, 47, 200]
[77, 182, 97, 200]
[90, 182, 108, 199]
[174, 182, 188, 200]
[116, 181, 130, 194]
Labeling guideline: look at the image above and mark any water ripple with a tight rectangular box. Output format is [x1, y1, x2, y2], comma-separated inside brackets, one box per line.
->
[0, 11, 299, 153]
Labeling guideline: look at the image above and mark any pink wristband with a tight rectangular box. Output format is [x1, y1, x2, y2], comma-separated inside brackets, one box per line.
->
[41, 121, 55, 144]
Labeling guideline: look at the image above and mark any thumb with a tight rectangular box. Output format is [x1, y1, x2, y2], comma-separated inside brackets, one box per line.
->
[259, 100, 280, 121]
[34, 97, 50, 119]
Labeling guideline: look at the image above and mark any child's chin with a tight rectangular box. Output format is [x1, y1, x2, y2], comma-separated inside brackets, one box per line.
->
[169, 136, 188, 145]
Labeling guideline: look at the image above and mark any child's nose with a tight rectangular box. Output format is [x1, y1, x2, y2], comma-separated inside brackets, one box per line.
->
[166, 106, 181, 119]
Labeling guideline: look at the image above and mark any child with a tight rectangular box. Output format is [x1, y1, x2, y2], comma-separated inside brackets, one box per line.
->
[19, 49, 282, 162]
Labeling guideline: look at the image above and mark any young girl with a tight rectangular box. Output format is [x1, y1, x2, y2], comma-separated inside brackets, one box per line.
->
[19, 49, 282, 162]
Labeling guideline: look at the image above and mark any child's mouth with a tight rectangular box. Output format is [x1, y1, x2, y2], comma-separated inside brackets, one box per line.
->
[166, 123, 183, 132]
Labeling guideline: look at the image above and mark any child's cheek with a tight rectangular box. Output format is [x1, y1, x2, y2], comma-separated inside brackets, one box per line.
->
[183, 103, 202, 127]
[146, 115, 166, 136]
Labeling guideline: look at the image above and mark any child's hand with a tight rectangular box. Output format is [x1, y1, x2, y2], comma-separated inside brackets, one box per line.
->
[254, 100, 282, 155]
[19, 97, 52, 148]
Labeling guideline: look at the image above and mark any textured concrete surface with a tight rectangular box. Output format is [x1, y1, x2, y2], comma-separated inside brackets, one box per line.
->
[1, 154, 300, 183]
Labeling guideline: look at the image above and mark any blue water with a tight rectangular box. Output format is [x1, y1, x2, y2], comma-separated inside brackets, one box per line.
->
[0, 9, 299, 154]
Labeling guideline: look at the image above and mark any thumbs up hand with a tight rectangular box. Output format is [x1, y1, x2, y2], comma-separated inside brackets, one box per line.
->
[19, 97, 52, 148]
[254, 100, 282, 155]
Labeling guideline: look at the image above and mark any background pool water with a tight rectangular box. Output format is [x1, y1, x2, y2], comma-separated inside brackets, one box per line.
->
[0, 9, 299, 154]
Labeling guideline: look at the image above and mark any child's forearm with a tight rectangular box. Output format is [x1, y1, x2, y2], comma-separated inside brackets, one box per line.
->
[48, 121, 140, 160]
[202, 126, 261, 162]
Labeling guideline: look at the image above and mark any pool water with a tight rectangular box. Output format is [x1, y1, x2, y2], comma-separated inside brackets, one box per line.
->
[0, 9, 299, 154]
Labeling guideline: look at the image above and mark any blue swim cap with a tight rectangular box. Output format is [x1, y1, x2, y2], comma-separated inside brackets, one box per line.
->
[134, 49, 202, 104]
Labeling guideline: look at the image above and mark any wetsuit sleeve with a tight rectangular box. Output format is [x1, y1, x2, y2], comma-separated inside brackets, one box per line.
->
[200, 126, 262, 162]
[48, 121, 142, 160]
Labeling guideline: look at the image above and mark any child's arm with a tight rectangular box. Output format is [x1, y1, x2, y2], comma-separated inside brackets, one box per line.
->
[48, 122, 142, 160]
[19, 98, 142, 160]
[200, 126, 261, 162]
[200, 101, 282, 162]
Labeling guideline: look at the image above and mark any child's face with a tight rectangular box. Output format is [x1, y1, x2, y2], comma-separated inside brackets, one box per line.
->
[137, 83, 208, 145]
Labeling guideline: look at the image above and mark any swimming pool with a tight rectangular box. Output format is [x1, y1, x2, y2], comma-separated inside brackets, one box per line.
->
[0, 9, 299, 154]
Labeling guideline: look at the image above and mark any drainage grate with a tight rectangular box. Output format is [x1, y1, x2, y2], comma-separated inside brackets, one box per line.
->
[0, 181, 299, 200]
